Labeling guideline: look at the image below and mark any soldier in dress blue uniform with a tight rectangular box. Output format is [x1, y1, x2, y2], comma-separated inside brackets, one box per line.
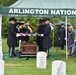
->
[58, 24, 65, 50]
[37, 18, 51, 56]
[42, 18, 51, 55]
[36, 19, 45, 51]
[7, 17, 17, 57]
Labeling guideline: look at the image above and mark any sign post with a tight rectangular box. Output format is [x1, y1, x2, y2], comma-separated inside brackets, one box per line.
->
[65, 16, 68, 59]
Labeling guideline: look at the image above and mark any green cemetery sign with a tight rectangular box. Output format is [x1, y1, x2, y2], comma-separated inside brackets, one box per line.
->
[0, 0, 76, 17]
[1, 7, 76, 17]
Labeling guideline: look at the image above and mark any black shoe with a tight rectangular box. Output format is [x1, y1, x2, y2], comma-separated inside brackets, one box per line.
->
[10, 55, 15, 58]
[26, 57, 29, 60]
[13, 54, 17, 57]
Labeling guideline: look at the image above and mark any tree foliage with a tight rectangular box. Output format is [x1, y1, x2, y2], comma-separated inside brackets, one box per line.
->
[0, 0, 17, 6]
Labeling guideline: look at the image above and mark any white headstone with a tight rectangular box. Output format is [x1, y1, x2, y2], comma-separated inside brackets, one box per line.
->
[52, 60, 66, 75]
[0, 45, 2, 52]
[0, 46, 3, 60]
[0, 39, 2, 46]
[0, 60, 4, 75]
[0, 52, 3, 60]
[0, 14, 2, 40]
[36, 51, 46, 69]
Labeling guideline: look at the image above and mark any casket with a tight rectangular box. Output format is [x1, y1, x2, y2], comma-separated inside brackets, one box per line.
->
[20, 41, 37, 55]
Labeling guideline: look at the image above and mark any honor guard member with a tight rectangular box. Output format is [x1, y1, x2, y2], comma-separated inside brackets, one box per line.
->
[7, 17, 17, 57]
[58, 24, 65, 50]
[37, 18, 51, 57]
[36, 19, 45, 51]
[43, 18, 51, 56]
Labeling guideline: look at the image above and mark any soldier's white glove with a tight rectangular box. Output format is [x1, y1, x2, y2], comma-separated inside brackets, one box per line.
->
[64, 38, 66, 40]
[58, 38, 60, 40]
[40, 34, 44, 37]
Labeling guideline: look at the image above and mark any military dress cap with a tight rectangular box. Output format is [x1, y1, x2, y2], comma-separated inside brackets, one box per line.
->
[39, 19, 45, 23]
[16, 21, 25, 25]
[9, 17, 16, 21]
[20, 21, 25, 24]
[42, 18, 46, 22]
[16, 21, 21, 24]
[39, 19, 42, 23]
[23, 23, 30, 27]
[44, 18, 50, 21]
[24, 23, 30, 25]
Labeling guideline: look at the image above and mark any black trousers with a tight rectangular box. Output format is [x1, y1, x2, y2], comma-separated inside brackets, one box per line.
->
[60, 45, 64, 50]
[8, 47, 15, 56]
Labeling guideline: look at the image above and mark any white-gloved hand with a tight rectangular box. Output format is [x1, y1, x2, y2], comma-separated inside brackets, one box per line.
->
[16, 33, 19, 37]
[40, 34, 44, 37]
[64, 38, 66, 40]
[58, 38, 60, 40]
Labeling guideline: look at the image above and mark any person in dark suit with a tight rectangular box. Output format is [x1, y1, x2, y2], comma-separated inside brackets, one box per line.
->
[21, 23, 30, 42]
[37, 18, 51, 56]
[7, 17, 17, 57]
[36, 19, 45, 51]
[58, 24, 65, 50]
[42, 18, 51, 54]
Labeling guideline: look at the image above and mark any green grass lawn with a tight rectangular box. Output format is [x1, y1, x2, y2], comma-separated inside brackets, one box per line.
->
[2, 38, 76, 75]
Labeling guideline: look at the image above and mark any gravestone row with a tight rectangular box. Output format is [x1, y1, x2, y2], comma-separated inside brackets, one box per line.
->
[0, 47, 66, 75]
[36, 51, 66, 75]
